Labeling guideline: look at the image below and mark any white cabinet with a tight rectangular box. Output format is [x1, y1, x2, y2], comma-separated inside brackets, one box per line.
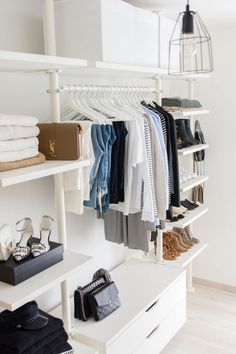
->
[133, 7, 159, 67]
[52, 0, 134, 65]
[159, 16, 179, 70]
[73, 259, 186, 354]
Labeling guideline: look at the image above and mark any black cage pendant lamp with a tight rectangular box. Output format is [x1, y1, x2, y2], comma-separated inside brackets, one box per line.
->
[168, 0, 213, 75]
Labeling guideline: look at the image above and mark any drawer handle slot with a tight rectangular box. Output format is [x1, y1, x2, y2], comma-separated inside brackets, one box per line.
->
[146, 300, 159, 312]
[146, 325, 160, 340]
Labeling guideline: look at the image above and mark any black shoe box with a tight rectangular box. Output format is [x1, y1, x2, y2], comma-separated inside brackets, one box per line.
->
[0, 238, 64, 285]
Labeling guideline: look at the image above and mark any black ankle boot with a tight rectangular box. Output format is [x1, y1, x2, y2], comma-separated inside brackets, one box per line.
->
[175, 119, 194, 148]
[185, 119, 199, 145]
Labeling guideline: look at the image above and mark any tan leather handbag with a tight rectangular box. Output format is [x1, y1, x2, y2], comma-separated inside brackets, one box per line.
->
[38, 123, 81, 160]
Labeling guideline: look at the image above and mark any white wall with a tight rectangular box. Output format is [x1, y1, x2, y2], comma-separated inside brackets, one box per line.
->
[170, 24, 236, 287]
[193, 24, 236, 287]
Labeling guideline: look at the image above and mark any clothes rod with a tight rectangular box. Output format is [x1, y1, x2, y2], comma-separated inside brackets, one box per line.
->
[47, 85, 161, 94]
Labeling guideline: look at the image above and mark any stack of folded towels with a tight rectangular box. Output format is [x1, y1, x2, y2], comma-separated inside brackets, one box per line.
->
[0, 114, 45, 172]
[0, 301, 74, 354]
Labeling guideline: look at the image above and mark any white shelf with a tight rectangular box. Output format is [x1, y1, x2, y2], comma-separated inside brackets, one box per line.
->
[0, 50, 87, 72]
[0, 159, 90, 187]
[169, 109, 210, 118]
[166, 204, 208, 229]
[180, 176, 209, 192]
[165, 242, 208, 268]
[143, 242, 208, 268]
[178, 144, 209, 156]
[0, 250, 92, 311]
[69, 339, 98, 354]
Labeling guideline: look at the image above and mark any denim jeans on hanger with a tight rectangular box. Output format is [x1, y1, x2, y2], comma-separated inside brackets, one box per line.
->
[84, 125, 105, 209]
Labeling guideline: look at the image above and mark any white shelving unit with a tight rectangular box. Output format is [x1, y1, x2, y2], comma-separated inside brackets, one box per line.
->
[69, 339, 98, 354]
[0, 251, 91, 311]
[0, 50, 87, 72]
[166, 205, 208, 229]
[170, 109, 210, 118]
[178, 143, 209, 156]
[0, 0, 210, 349]
[143, 242, 208, 269]
[0, 159, 90, 187]
[180, 176, 209, 192]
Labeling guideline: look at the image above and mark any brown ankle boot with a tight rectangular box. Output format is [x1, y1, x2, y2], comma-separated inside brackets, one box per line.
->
[166, 233, 188, 253]
[184, 225, 200, 244]
[173, 227, 194, 246]
[163, 233, 180, 256]
[168, 230, 191, 249]
[163, 244, 177, 260]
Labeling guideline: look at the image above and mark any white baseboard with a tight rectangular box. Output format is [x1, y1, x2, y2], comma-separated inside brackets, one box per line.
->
[193, 277, 236, 294]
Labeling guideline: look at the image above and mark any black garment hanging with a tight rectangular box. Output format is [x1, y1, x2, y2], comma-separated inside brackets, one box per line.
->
[109, 121, 128, 204]
[144, 101, 180, 208]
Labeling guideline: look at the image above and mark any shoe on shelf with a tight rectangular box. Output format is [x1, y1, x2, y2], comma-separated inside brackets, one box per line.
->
[185, 119, 200, 145]
[184, 225, 200, 244]
[181, 199, 199, 210]
[13, 218, 33, 262]
[164, 232, 187, 253]
[31, 216, 54, 258]
[163, 244, 177, 261]
[175, 119, 196, 149]
[168, 230, 191, 249]
[173, 227, 194, 247]
[172, 206, 188, 215]
[0, 224, 15, 261]
[179, 166, 197, 182]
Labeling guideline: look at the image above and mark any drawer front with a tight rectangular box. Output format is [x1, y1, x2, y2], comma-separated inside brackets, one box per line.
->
[144, 275, 186, 326]
[106, 275, 186, 354]
[134, 298, 186, 354]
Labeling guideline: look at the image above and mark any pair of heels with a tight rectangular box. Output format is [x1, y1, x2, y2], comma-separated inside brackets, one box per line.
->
[13, 216, 53, 262]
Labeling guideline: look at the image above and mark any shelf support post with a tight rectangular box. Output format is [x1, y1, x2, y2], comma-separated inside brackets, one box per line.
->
[187, 261, 195, 292]
[44, 0, 71, 335]
[154, 76, 164, 262]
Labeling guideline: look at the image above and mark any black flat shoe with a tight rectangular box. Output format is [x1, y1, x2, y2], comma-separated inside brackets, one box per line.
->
[181, 200, 199, 210]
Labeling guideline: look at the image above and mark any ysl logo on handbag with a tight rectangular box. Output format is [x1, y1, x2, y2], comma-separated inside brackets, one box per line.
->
[49, 140, 56, 157]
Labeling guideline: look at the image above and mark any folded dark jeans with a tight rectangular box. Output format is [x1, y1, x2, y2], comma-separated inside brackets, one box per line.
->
[0, 311, 64, 354]
[54, 342, 74, 354]
[36, 331, 69, 354]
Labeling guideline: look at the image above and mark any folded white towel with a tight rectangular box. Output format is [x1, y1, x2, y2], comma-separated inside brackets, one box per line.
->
[0, 147, 38, 162]
[0, 126, 39, 141]
[0, 137, 39, 153]
[0, 114, 38, 127]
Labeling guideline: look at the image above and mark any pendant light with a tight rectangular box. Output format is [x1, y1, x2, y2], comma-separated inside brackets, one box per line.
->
[168, 0, 213, 75]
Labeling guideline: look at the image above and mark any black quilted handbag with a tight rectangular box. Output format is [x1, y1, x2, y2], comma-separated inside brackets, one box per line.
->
[88, 281, 121, 321]
[74, 269, 112, 321]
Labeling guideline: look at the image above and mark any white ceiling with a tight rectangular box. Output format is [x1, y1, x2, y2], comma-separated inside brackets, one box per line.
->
[125, 0, 236, 24]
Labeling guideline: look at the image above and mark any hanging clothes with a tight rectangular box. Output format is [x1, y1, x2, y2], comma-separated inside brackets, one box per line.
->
[60, 86, 181, 252]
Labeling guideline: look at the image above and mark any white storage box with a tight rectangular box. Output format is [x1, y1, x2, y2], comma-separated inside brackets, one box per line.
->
[133, 7, 159, 67]
[52, 0, 134, 64]
[159, 16, 179, 70]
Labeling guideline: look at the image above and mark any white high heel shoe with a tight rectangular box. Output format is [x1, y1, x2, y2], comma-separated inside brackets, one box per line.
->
[13, 218, 33, 262]
[31, 216, 54, 258]
[0, 224, 15, 261]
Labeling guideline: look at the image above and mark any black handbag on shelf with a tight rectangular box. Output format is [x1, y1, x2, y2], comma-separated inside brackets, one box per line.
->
[74, 268, 120, 321]
[88, 281, 121, 321]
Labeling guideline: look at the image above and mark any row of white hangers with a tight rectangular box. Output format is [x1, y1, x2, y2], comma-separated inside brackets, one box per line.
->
[60, 85, 158, 124]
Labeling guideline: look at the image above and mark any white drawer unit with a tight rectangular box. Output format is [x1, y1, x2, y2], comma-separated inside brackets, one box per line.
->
[67, 258, 186, 354]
